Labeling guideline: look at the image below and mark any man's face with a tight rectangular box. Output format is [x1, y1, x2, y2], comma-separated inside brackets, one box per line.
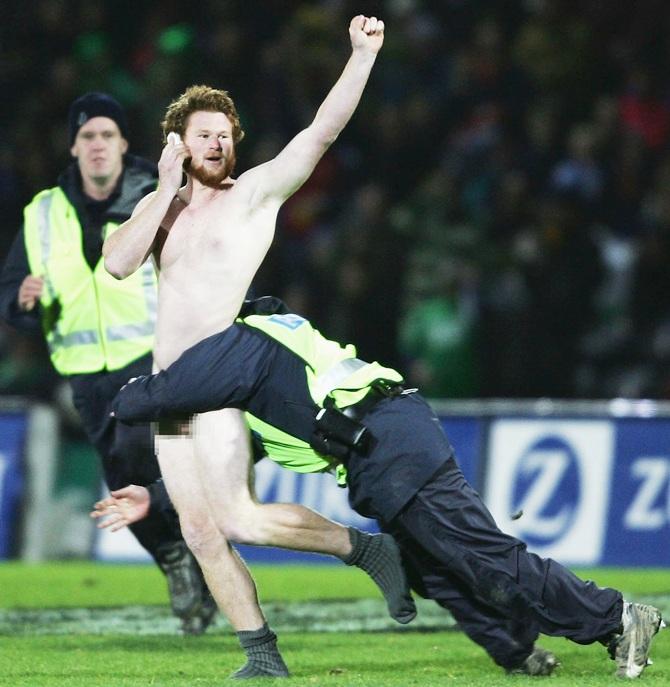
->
[70, 117, 128, 185]
[183, 110, 236, 188]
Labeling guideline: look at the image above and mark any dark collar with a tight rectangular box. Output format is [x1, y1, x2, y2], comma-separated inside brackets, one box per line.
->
[57, 155, 158, 226]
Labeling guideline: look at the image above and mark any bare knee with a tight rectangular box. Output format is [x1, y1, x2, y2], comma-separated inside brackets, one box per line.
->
[179, 512, 227, 560]
[216, 504, 267, 546]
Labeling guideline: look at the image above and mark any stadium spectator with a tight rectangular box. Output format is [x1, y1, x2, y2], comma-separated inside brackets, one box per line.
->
[398, 256, 480, 398]
[0, 92, 214, 634]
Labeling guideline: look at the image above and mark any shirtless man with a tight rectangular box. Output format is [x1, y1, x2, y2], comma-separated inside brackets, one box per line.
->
[102, 16, 407, 679]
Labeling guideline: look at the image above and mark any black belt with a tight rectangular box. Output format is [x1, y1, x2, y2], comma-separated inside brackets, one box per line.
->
[310, 382, 405, 461]
[340, 382, 405, 422]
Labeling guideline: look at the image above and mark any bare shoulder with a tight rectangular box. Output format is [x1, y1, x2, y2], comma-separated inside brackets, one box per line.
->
[130, 190, 157, 217]
[130, 190, 184, 229]
[234, 161, 280, 207]
[236, 161, 271, 187]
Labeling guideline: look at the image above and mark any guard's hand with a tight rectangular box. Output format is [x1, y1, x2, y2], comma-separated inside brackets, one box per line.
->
[110, 376, 144, 419]
[158, 131, 189, 193]
[119, 376, 139, 393]
[17, 275, 44, 312]
[90, 484, 151, 531]
[349, 15, 385, 55]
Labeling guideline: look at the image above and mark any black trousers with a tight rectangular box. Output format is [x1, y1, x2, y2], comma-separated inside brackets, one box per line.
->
[69, 353, 180, 561]
[382, 458, 623, 670]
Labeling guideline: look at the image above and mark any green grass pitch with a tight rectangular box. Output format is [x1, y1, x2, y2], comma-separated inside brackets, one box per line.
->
[0, 562, 668, 686]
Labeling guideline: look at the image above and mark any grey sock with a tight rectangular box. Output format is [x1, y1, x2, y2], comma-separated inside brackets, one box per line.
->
[232, 623, 290, 679]
[342, 528, 416, 624]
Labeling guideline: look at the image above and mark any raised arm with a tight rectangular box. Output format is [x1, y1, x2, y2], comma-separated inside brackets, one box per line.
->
[251, 15, 384, 204]
[103, 133, 187, 279]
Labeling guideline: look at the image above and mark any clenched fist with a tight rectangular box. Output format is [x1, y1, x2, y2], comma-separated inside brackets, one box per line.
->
[349, 15, 385, 54]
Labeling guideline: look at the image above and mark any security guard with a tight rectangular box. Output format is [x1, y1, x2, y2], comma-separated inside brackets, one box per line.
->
[112, 297, 663, 679]
[0, 92, 214, 634]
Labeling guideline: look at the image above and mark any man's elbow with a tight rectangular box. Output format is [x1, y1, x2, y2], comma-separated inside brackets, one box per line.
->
[316, 125, 340, 149]
[104, 254, 132, 280]
[303, 120, 339, 150]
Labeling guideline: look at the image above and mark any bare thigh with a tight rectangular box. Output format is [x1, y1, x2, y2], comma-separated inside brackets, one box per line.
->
[191, 408, 256, 517]
[154, 432, 211, 520]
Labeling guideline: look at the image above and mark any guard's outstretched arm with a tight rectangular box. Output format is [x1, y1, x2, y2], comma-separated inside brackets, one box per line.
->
[112, 324, 269, 422]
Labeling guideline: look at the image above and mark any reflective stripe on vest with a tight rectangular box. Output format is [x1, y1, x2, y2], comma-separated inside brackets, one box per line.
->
[24, 188, 156, 374]
[36, 194, 100, 349]
[49, 330, 100, 350]
[241, 313, 403, 407]
[312, 357, 367, 400]
[106, 320, 154, 341]
[106, 260, 157, 341]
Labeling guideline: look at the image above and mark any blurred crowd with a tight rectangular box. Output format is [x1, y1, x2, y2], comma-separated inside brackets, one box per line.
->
[2, 0, 670, 401]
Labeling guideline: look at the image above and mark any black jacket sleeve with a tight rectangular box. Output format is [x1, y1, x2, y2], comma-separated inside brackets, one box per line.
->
[0, 228, 41, 332]
[146, 478, 179, 527]
[111, 325, 270, 422]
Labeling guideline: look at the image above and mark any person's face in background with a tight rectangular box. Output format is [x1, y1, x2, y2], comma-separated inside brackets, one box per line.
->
[70, 116, 128, 192]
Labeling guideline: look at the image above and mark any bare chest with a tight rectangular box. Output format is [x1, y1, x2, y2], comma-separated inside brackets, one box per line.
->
[158, 200, 275, 286]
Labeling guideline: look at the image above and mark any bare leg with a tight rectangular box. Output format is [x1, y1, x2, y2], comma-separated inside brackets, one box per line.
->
[192, 408, 416, 624]
[157, 414, 289, 677]
[154, 432, 265, 631]
[192, 410, 351, 555]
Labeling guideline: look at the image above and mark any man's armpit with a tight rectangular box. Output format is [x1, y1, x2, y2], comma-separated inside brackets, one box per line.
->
[152, 226, 170, 269]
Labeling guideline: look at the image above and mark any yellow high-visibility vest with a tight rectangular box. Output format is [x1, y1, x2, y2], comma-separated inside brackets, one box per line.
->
[23, 187, 157, 374]
[241, 310, 404, 481]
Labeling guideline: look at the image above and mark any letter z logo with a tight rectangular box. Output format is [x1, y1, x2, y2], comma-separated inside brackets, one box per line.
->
[486, 420, 614, 565]
[624, 457, 670, 530]
[513, 443, 577, 542]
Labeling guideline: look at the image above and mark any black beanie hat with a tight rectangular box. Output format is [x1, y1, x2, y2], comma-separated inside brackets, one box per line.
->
[68, 92, 129, 146]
